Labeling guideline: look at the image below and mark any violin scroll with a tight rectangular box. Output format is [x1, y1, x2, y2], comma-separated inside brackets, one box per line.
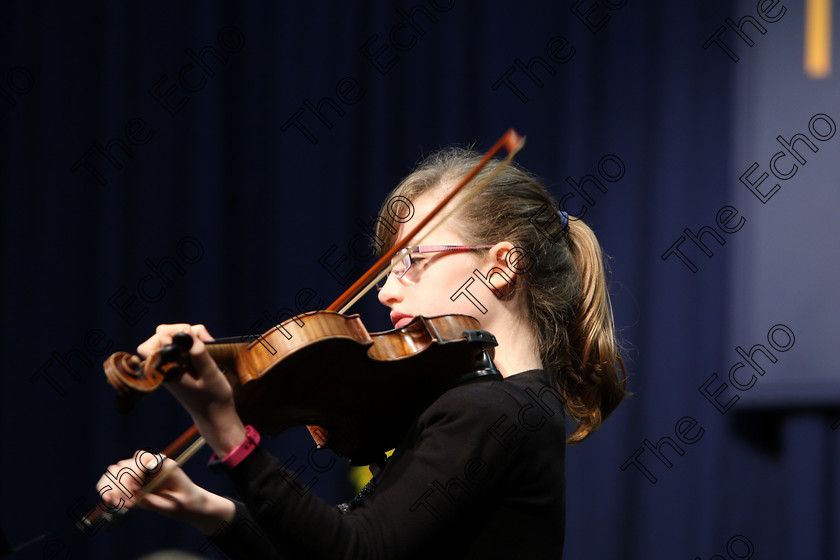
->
[105, 333, 195, 414]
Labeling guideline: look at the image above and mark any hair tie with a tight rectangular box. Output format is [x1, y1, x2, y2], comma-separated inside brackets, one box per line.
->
[558, 210, 569, 229]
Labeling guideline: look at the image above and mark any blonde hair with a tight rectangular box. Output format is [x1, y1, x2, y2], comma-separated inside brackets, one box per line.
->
[374, 147, 627, 444]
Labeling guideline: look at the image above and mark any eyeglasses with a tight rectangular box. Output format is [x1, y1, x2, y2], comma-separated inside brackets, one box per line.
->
[376, 244, 495, 290]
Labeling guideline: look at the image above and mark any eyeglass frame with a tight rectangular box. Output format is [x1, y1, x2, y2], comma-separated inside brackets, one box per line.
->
[375, 244, 496, 290]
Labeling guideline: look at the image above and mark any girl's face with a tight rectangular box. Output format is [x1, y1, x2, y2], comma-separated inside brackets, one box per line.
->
[377, 189, 496, 329]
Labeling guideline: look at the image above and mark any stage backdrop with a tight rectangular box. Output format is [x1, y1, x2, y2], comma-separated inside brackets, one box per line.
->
[1, 1, 838, 559]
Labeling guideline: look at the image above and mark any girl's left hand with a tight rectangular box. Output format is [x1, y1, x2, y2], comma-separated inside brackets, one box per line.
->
[137, 323, 246, 456]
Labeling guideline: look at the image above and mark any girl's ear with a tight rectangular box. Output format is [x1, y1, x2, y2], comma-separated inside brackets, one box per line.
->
[482, 241, 520, 299]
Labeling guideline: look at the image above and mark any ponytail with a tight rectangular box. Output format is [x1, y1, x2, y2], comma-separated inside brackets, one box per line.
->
[561, 219, 627, 444]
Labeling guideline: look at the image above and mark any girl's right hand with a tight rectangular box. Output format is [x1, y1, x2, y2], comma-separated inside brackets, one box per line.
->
[96, 451, 235, 533]
[97, 452, 204, 520]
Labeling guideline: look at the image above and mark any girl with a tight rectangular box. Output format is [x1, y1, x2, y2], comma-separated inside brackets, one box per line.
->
[98, 146, 627, 559]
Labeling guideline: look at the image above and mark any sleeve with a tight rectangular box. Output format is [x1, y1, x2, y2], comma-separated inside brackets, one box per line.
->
[206, 500, 284, 559]
[219, 383, 523, 559]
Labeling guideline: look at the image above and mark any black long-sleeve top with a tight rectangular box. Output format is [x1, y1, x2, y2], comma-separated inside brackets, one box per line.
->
[208, 368, 566, 559]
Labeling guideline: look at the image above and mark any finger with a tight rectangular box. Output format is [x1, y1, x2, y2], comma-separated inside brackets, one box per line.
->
[190, 324, 215, 343]
[180, 326, 223, 377]
[96, 459, 146, 509]
[134, 454, 176, 496]
[137, 323, 192, 356]
[95, 472, 119, 506]
[98, 486, 131, 510]
[135, 450, 167, 474]
[134, 492, 174, 513]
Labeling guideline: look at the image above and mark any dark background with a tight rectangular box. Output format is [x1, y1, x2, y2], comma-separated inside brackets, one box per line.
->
[1, 1, 838, 559]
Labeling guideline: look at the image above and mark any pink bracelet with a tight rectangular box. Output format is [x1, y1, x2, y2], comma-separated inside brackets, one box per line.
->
[207, 425, 261, 472]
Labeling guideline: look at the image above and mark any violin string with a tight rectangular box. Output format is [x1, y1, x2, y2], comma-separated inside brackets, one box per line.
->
[338, 136, 525, 315]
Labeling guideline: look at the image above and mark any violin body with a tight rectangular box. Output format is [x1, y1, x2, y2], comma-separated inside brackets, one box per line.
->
[104, 312, 500, 465]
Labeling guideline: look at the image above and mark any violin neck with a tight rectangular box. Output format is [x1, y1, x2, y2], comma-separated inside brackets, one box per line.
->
[205, 340, 242, 372]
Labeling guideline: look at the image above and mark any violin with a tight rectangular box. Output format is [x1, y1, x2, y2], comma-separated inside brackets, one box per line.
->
[79, 128, 525, 531]
[106, 311, 501, 464]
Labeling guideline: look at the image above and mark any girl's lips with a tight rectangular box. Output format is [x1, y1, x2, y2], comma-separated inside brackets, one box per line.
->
[390, 311, 413, 328]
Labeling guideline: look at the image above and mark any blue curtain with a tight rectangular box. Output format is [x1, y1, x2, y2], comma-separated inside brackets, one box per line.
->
[1, 1, 836, 558]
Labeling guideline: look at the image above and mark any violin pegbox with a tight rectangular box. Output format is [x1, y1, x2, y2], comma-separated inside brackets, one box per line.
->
[104, 332, 195, 414]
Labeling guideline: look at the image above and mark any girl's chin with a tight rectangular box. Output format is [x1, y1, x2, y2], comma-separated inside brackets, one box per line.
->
[395, 317, 414, 329]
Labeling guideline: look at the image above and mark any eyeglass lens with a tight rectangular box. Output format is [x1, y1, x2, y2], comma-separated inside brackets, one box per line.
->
[376, 250, 411, 290]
